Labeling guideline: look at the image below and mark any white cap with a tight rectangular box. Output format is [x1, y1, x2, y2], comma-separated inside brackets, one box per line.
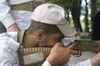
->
[31, 3, 76, 37]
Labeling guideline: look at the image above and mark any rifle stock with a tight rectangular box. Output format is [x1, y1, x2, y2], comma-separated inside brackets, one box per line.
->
[18, 40, 100, 66]
[18, 47, 51, 66]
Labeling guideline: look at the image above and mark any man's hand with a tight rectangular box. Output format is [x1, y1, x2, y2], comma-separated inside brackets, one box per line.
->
[7, 23, 20, 32]
[46, 42, 79, 66]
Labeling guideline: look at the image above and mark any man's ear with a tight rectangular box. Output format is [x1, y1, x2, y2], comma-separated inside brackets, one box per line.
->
[36, 30, 45, 41]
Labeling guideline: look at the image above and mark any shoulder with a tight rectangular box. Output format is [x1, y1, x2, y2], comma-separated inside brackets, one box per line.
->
[0, 32, 18, 40]
[0, 32, 20, 51]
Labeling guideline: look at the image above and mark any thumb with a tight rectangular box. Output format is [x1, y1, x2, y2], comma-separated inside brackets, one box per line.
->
[54, 42, 63, 47]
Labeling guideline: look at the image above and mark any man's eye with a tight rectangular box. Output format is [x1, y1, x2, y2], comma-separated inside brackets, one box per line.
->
[57, 39, 62, 42]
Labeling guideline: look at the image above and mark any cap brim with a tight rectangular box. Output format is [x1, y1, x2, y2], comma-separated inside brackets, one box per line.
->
[57, 24, 76, 38]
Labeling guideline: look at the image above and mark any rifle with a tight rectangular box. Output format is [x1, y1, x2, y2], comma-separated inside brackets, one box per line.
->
[18, 40, 100, 66]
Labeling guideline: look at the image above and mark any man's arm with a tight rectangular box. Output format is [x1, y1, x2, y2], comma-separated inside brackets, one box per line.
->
[7, 23, 20, 32]
[42, 42, 100, 66]
[0, 0, 20, 32]
[0, 34, 19, 66]
[90, 52, 100, 66]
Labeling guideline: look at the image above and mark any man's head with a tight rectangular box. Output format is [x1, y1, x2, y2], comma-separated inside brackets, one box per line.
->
[24, 20, 64, 47]
[23, 3, 76, 48]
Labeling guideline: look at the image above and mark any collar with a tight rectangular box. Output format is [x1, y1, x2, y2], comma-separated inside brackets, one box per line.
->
[17, 30, 26, 48]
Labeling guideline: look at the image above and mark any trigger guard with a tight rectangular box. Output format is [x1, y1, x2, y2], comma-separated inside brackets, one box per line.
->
[73, 50, 82, 57]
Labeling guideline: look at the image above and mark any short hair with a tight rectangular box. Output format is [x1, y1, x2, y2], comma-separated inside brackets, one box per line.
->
[26, 20, 61, 35]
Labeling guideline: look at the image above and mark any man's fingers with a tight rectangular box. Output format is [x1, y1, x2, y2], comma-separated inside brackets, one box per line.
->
[70, 50, 80, 55]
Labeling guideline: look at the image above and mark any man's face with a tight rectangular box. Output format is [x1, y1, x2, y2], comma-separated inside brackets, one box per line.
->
[23, 29, 65, 48]
[38, 32, 64, 47]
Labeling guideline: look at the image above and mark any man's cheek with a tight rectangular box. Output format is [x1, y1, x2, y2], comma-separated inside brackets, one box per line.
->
[47, 42, 55, 47]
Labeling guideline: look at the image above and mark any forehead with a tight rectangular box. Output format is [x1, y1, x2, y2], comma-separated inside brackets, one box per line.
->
[49, 31, 64, 38]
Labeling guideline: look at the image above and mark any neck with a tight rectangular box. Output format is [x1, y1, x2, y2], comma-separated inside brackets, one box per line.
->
[22, 31, 28, 48]
[22, 31, 38, 48]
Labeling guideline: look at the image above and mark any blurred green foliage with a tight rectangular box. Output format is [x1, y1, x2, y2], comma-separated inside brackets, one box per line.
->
[45, 0, 99, 32]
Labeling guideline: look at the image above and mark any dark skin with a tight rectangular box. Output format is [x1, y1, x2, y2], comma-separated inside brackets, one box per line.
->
[22, 29, 79, 66]
[23, 30, 64, 47]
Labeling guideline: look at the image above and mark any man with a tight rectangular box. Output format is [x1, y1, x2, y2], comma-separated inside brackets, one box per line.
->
[0, 3, 100, 66]
[0, 0, 44, 33]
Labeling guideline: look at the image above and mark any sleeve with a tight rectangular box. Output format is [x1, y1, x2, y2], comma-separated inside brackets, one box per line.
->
[42, 59, 91, 66]
[0, 38, 19, 66]
[0, 0, 15, 28]
[68, 59, 92, 66]
[42, 61, 51, 66]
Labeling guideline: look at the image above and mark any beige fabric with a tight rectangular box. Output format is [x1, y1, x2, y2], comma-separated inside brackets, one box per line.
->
[31, 3, 76, 37]
[8, 0, 45, 5]
[17, 30, 25, 47]
[11, 2, 42, 11]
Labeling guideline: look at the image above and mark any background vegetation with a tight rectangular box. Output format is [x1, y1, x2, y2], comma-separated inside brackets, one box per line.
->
[45, 0, 100, 33]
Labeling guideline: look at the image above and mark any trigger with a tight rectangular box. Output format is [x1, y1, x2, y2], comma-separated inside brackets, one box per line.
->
[73, 50, 82, 57]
